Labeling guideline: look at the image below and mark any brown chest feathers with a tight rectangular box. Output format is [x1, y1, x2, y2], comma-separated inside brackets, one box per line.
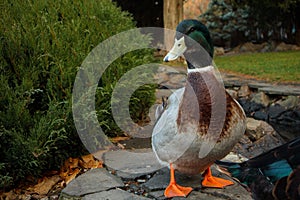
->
[176, 70, 244, 140]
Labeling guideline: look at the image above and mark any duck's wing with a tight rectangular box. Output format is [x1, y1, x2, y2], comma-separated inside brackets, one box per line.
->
[152, 88, 197, 164]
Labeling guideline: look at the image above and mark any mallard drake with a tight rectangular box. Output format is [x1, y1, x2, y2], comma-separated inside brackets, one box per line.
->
[152, 19, 246, 198]
[216, 137, 300, 200]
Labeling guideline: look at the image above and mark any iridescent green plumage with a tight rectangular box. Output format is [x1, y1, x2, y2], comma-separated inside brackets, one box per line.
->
[175, 19, 214, 58]
[174, 19, 214, 68]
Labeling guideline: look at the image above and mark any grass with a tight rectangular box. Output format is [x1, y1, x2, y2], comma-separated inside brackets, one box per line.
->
[214, 51, 300, 83]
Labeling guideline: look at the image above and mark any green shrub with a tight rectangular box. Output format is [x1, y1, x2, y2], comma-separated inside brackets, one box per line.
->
[0, 0, 156, 189]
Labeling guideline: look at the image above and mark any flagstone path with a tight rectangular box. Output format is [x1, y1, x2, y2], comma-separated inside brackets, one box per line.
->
[59, 65, 299, 200]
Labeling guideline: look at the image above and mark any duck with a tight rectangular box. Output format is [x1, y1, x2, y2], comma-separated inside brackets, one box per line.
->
[152, 19, 247, 198]
[216, 137, 300, 200]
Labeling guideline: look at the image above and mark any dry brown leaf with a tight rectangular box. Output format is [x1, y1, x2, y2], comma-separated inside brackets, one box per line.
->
[65, 168, 81, 185]
[59, 170, 69, 180]
[80, 154, 94, 163]
[79, 154, 103, 169]
[65, 157, 79, 169]
[1, 190, 18, 200]
[29, 175, 61, 195]
[79, 159, 91, 169]
[59, 157, 80, 178]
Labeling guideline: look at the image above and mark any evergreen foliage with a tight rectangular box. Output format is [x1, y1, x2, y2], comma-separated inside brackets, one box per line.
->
[200, 0, 300, 47]
[0, 0, 156, 189]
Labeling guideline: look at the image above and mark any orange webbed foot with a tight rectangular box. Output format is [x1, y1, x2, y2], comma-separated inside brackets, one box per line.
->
[164, 163, 193, 198]
[202, 166, 234, 188]
[164, 182, 193, 198]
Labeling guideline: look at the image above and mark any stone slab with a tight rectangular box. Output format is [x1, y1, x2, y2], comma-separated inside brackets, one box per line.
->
[223, 80, 243, 87]
[142, 167, 203, 191]
[82, 188, 151, 200]
[60, 168, 124, 197]
[258, 86, 300, 96]
[247, 82, 272, 89]
[104, 149, 163, 179]
[148, 190, 165, 200]
[192, 184, 252, 200]
[143, 165, 252, 200]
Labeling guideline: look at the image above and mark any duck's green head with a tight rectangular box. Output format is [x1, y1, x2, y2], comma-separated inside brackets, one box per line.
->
[164, 19, 214, 68]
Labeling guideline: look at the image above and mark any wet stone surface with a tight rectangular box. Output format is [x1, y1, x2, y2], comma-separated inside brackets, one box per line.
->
[82, 189, 151, 200]
[60, 168, 124, 198]
[60, 149, 252, 200]
[103, 149, 163, 179]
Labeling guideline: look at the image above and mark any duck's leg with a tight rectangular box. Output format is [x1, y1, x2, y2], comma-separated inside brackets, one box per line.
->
[164, 163, 193, 198]
[202, 166, 234, 188]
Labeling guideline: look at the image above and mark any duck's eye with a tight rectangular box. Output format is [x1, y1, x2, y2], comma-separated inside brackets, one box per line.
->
[187, 27, 196, 35]
[178, 44, 181, 47]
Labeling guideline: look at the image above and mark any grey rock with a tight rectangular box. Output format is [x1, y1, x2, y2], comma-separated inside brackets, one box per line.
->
[274, 42, 300, 51]
[195, 183, 252, 200]
[226, 89, 238, 99]
[247, 82, 272, 89]
[268, 104, 286, 119]
[233, 127, 285, 159]
[82, 189, 151, 200]
[142, 167, 203, 191]
[143, 166, 251, 200]
[236, 42, 267, 53]
[253, 111, 268, 121]
[214, 47, 225, 56]
[60, 168, 124, 198]
[173, 191, 225, 200]
[251, 92, 270, 107]
[276, 95, 299, 109]
[238, 84, 251, 97]
[246, 118, 270, 140]
[240, 43, 256, 52]
[154, 66, 186, 89]
[221, 152, 248, 163]
[104, 149, 163, 179]
[258, 86, 300, 96]
[148, 190, 165, 199]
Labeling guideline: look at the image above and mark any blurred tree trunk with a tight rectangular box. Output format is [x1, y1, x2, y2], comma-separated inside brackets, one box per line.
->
[163, 0, 183, 50]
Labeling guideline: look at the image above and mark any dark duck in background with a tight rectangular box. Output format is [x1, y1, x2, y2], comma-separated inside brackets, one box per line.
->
[152, 19, 246, 198]
[216, 137, 300, 200]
